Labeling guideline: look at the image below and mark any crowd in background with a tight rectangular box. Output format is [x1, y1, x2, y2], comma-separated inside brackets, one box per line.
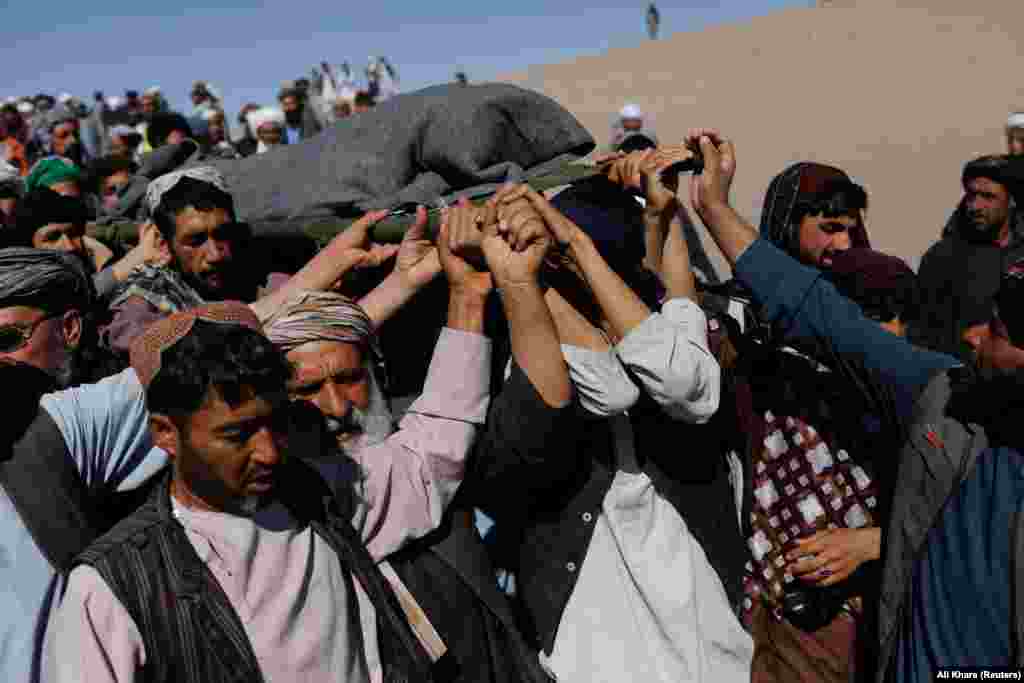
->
[0, 69, 1023, 683]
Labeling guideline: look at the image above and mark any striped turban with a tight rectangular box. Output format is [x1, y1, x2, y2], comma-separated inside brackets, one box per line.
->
[0, 247, 94, 314]
[260, 290, 381, 359]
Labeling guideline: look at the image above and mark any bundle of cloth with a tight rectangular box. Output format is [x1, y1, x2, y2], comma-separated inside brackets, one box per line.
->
[97, 83, 593, 240]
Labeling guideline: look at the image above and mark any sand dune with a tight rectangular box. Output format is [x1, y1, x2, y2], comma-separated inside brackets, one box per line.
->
[500, 0, 1024, 274]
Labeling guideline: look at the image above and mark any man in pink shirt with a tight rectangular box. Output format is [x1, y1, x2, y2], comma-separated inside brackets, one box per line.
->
[42, 197, 560, 683]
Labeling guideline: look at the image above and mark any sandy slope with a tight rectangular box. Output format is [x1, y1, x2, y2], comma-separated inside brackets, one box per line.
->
[500, 0, 1024, 274]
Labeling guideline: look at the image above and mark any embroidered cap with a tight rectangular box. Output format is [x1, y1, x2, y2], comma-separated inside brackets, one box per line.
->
[130, 301, 262, 390]
[143, 166, 230, 219]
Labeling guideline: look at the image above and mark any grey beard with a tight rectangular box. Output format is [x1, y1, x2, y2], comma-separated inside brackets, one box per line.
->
[325, 404, 393, 457]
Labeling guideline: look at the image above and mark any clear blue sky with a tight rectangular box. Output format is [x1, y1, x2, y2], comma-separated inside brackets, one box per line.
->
[1, 0, 800, 119]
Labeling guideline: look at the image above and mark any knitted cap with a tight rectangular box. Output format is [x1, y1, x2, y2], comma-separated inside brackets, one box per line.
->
[129, 302, 261, 389]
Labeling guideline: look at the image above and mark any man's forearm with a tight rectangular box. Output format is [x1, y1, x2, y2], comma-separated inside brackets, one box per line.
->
[660, 213, 698, 301]
[358, 271, 424, 329]
[642, 207, 672, 274]
[699, 201, 759, 267]
[502, 283, 572, 407]
[568, 233, 651, 340]
[446, 289, 488, 334]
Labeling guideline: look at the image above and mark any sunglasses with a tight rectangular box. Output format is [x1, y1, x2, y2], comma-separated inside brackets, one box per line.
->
[0, 312, 59, 354]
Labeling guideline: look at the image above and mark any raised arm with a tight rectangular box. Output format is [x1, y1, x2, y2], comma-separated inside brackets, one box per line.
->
[348, 205, 492, 559]
[685, 130, 956, 402]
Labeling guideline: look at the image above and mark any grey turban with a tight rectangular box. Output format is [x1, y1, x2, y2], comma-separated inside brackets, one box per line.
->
[0, 247, 95, 314]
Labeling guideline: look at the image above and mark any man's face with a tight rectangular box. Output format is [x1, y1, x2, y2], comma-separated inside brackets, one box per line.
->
[1008, 128, 1024, 156]
[333, 101, 351, 120]
[286, 340, 372, 449]
[33, 221, 86, 258]
[257, 124, 283, 146]
[101, 169, 131, 210]
[963, 317, 1024, 373]
[158, 386, 288, 515]
[207, 114, 225, 144]
[0, 304, 78, 386]
[51, 122, 76, 155]
[353, 102, 372, 115]
[622, 117, 643, 132]
[109, 135, 133, 159]
[166, 129, 187, 146]
[141, 95, 157, 116]
[170, 206, 238, 297]
[964, 177, 1011, 240]
[49, 180, 80, 198]
[796, 212, 857, 268]
[0, 197, 17, 225]
[281, 95, 301, 116]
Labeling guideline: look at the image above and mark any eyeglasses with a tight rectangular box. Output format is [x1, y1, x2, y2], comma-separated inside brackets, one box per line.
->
[0, 312, 59, 354]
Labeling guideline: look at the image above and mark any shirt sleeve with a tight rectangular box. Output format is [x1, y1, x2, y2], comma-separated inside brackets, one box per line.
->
[41, 566, 146, 683]
[101, 296, 165, 356]
[614, 297, 721, 424]
[734, 238, 958, 406]
[347, 328, 491, 560]
[40, 368, 167, 492]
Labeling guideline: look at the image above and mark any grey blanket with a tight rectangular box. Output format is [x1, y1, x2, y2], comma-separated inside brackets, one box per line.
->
[200, 82, 594, 228]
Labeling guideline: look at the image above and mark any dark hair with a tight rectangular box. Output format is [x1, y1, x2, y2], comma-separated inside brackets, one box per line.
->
[151, 176, 237, 242]
[354, 92, 374, 108]
[0, 104, 18, 117]
[7, 187, 89, 248]
[146, 319, 292, 419]
[146, 112, 193, 149]
[616, 134, 657, 154]
[790, 180, 868, 225]
[85, 156, 137, 194]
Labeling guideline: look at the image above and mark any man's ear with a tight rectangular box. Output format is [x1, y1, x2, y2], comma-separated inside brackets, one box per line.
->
[60, 310, 83, 351]
[149, 414, 181, 461]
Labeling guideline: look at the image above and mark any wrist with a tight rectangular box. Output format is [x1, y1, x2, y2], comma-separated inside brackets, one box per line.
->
[446, 288, 489, 333]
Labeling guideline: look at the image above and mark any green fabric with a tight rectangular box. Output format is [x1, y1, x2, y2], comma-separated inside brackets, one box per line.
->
[25, 157, 81, 194]
[88, 161, 601, 248]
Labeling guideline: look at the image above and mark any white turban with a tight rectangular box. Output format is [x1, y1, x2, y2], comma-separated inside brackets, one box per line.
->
[143, 86, 161, 97]
[17, 102, 34, 115]
[144, 166, 231, 217]
[619, 103, 643, 120]
[58, 93, 73, 104]
[247, 107, 285, 132]
[1009, 113, 1024, 130]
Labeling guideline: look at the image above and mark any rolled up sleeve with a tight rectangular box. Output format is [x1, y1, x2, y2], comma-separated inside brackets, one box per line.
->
[614, 297, 721, 424]
[350, 328, 491, 560]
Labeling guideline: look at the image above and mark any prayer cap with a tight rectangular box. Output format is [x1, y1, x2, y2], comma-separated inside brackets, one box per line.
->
[130, 301, 261, 389]
[144, 166, 230, 218]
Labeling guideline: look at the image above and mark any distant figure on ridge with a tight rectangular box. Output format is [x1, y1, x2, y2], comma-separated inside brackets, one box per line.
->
[647, 3, 660, 40]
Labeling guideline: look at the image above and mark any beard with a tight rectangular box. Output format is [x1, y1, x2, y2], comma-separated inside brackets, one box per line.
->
[284, 109, 303, 128]
[324, 403, 393, 457]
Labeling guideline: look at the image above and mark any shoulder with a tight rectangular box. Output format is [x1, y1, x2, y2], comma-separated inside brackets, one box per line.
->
[76, 499, 167, 570]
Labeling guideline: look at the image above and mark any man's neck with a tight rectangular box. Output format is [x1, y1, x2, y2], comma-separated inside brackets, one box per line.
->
[997, 220, 1012, 248]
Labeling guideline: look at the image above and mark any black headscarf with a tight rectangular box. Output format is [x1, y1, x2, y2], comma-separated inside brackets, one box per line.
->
[759, 162, 871, 257]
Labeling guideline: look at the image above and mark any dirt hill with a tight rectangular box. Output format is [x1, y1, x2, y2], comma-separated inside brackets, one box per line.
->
[500, 0, 1024, 274]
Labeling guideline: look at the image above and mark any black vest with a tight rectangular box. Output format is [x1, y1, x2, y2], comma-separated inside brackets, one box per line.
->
[75, 460, 437, 683]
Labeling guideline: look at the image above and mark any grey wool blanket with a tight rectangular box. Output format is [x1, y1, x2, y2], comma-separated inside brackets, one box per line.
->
[205, 82, 595, 230]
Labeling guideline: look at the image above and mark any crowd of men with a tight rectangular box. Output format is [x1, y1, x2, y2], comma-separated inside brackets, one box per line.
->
[0, 77, 1022, 683]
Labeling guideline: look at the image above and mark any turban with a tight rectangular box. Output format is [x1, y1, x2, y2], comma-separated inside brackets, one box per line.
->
[143, 86, 162, 97]
[144, 165, 230, 218]
[0, 247, 94, 315]
[247, 108, 285, 132]
[130, 301, 261, 389]
[1008, 113, 1024, 129]
[824, 248, 917, 323]
[619, 103, 643, 119]
[260, 290, 381, 359]
[25, 156, 81, 194]
[759, 162, 871, 257]
[0, 160, 22, 194]
[16, 101, 34, 115]
[962, 155, 1024, 204]
[44, 106, 77, 131]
